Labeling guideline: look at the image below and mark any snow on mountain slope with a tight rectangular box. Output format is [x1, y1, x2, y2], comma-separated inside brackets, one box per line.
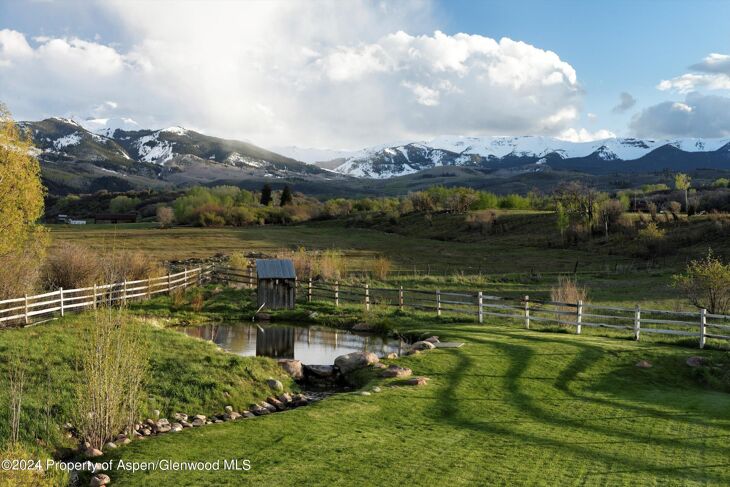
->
[77, 117, 141, 138]
[271, 145, 358, 164]
[332, 135, 730, 178]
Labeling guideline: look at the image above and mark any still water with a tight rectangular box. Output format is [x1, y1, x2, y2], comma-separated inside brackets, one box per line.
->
[182, 323, 405, 364]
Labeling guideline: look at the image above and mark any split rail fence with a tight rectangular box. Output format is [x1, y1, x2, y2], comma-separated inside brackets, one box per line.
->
[0, 265, 214, 326]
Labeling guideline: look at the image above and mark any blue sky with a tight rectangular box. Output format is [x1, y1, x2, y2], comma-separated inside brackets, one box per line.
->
[1, 0, 729, 147]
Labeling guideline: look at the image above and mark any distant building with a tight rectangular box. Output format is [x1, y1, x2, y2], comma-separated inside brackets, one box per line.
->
[68, 219, 87, 225]
[256, 259, 297, 310]
[94, 213, 138, 224]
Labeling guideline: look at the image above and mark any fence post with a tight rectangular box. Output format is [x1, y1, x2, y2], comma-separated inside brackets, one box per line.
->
[123, 280, 127, 306]
[184, 267, 188, 289]
[147, 277, 152, 299]
[93, 284, 98, 309]
[399, 286, 404, 311]
[633, 305, 641, 341]
[197, 266, 202, 286]
[576, 299, 583, 334]
[168, 272, 172, 295]
[334, 280, 339, 307]
[524, 295, 530, 329]
[307, 278, 312, 303]
[248, 266, 253, 289]
[365, 283, 370, 311]
[24, 294, 29, 325]
[59, 288, 64, 317]
[436, 290, 441, 317]
[700, 308, 707, 349]
[478, 291, 483, 324]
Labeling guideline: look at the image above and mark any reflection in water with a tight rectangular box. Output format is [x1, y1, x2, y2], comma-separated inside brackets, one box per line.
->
[182, 323, 404, 364]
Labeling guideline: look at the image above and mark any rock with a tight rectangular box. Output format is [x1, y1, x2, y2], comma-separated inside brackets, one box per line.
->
[267, 379, 284, 392]
[352, 322, 373, 331]
[242, 411, 256, 418]
[260, 402, 277, 413]
[423, 336, 440, 344]
[372, 362, 387, 369]
[635, 360, 652, 368]
[359, 391, 371, 396]
[291, 399, 309, 408]
[250, 405, 270, 416]
[118, 437, 131, 445]
[224, 406, 234, 413]
[192, 414, 206, 422]
[266, 397, 286, 411]
[256, 312, 271, 321]
[394, 377, 430, 387]
[385, 352, 399, 359]
[405, 350, 421, 356]
[155, 418, 171, 433]
[104, 442, 117, 450]
[411, 341, 436, 351]
[278, 359, 304, 380]
[686, 356, 706, 368]
[213, 419, 223, 424]
[372, 386, 382, 393]
[308, 311, 319, 319]
[85, 448, 103, 458]
[115, 434, 128, 442]
[380, 365, 412, 378]
[90, 473, 110, 487]
[153, 409, 160, 419]
[304, 364, 336, 378]
[225, 412, 241, 421]
[141, 428, 151, 436]
[173, 412, 188, 422]
[278, 393, 293, 404]
[191, 418, 205, 427]
[334, 351, 379, 375]
[171, 422, 183, 432]
[180, 420, 192, 428]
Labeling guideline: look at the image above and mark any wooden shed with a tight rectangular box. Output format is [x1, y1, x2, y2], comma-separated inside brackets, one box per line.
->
[256, 259, 297, 310]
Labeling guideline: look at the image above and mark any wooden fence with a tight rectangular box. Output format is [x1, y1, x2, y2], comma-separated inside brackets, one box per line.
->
[0, 266, 214, 326]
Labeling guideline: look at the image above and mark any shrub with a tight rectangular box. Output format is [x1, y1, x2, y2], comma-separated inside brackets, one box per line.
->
[466, 211, 497, 234]
[43, 242, 102, 289]
[0, 443, 66, 486]
[76, 309, 149, 449]
[317, 250, 345, 280]
[638, 222, 665, 240]
[0, 246, 44, 300]
[109, 195, 140, 213]
[371, 256, 392, 280]
[104, 250, 165, 283]
[550, 277, 588, 325]
[190, 289, 205, 312]
[156, 206, 175, 228]
[673, 250, 730, 314]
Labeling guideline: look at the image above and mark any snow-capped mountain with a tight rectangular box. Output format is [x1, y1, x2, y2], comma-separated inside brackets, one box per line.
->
[330, 135, 730, 178]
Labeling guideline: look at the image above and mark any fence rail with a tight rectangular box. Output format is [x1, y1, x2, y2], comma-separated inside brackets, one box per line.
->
[0, 266, 214, 326]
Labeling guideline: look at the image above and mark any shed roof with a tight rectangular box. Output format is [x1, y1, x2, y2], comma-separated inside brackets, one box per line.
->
[255, 259, 296, 279]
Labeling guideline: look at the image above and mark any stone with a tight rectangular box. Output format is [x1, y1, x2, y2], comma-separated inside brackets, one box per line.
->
[334, 351, 379, 375]
[250, 405, 270, 416]
[191, 418, 205, 427]
[104, 442, 117, 450]
[308, 311, 319, 319]
[192, 414, 206, 422]
[411, 341, 436, 351]
[141, 428, 151, 436]
[405, 350, 421, 356]
[224, 406, 234, 413]
[90, 473, 110, 486]
[352, 322, 374, 331]
[115, 434, 128, 442]
[278, 393, 293, 404]
[181, 420, 192, 428]
[267, 379, 284, 392]
[118, 438, 131, 445]
[260, 402, 277, 413]
[85, 448, 103, 458]
[242, 411, 256, 418]
[635, 360, 652, 368]
[394, 377, 429, 387]
[153, 409, 161, 419]
[214, 419, 223, 424]
[278, 359, 304, 380]
[372, 362, 387, 369]
[155, 418, 171, 433]
[423, 336, 440, 344]
[171, 422, 183, 432]
[304, 364, 336, 378]
[173, 412, 188, 422]
[225, 412, 241, 421]
[686, 356, 706, 368]
[385, 352, 399, 359]
[266, 397, 286, 411]
[359, 391, 371, 396]
[372, 386, 382, 393]
[380, 365, 412, 379]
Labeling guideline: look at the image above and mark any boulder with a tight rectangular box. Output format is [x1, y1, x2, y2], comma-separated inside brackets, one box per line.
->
[173, 412, 188, 422]
[104, 442, 117, 450]
[385, 352, 399, 359]
[224, 406, 234, 413]
[635, 360, 652, 368]
[267, 379, 284, 392]
[90, 473, 110, 487]
[304, 364, 336, 378]
[380, 365, 412, 379]
[170, 422, 183, 432]
[141, 428, 152, 436]
[260, 402, 277, 413]
[334, 352, 379, 375]
[278, 393, 293, 404]
[266, 397, 286, 411]
[278, 359, 304, 380]
[181, 420, 192, 428]
[423, 336, 440, 344]
[372, 386, 382, 393]
[191, 418, 205, 427]
[155, 418, 171, 433]
[153, 409, 160, 419]
[359, 391, 371, 396]
[118, 437, 131, 445]
[394, 377, 430, 387]
[686, 356, 706, 368]
[411, 341, 436, 351]
[225, 412, 241, 421]
[372, 363, 387, 369]
[250, 405, 270, 416]
[242, 411, 256, 419]
[85, 448, 103, 458]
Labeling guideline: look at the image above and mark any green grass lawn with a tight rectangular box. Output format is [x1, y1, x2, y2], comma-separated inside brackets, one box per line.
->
[101, 316, 730, 486]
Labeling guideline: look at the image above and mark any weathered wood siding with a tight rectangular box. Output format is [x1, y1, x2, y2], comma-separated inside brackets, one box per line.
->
[257, 278, 296, 309]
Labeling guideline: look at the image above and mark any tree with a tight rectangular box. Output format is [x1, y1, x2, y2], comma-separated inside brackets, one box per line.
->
[0, 103, 46, 257]
[673, 250, 730, 314]
[674, 173, 691, 212]
[260, 184, 272, 206]
[109, 195, 140, 213]
[553, 181, 601, 227]
[598, 199, 624, 238]
[280, 185, 293, 206]
[555, 202, 569, 244]
[156, 206, 175, 228]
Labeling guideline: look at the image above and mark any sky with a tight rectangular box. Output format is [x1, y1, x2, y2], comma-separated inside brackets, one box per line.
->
[1, 0, 730, 150]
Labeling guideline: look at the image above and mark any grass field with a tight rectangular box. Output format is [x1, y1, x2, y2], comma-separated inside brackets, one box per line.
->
[101, 313, 730, 486]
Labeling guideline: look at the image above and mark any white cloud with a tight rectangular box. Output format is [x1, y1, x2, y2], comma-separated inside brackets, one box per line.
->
[558, 127, 615, 142]
[611, 92, 636, 113]
[0, 1, 583, 148]
[631, 92, 730, 138]
[658, 52, 730, 93]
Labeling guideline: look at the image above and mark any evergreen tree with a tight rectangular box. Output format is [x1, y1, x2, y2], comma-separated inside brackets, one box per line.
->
[280, 185, 293, 206]
[260, 184, 272, 206]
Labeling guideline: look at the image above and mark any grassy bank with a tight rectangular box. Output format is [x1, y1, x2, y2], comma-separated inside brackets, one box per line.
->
[103, 314, 730, 486]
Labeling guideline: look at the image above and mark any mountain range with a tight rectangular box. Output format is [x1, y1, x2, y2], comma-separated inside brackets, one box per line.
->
[17, 116, 730, 195]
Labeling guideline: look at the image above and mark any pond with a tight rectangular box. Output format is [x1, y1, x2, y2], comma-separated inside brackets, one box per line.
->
[182, 323, 405, 364]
